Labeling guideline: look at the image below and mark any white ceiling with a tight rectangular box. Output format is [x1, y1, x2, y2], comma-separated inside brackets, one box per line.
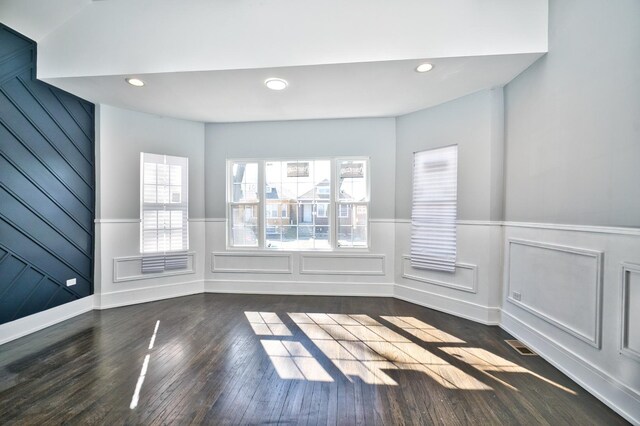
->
[0, 0, 548, 122]
[0, 0, 89, 41]
[44, 53, 543, 122]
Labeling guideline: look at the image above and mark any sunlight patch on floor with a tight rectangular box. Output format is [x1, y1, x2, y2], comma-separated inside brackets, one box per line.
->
[441, 347, 577, 394]
[245, 311, 572, 395]
[245, 311, 292, 336]
[130, 320, 160, 409]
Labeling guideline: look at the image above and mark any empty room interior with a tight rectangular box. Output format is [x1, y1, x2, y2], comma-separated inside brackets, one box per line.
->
[0, 0, 639, 424]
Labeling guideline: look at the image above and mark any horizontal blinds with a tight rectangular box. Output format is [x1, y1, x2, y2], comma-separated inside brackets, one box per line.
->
[141, 255, 165, 274]
[141, 254, 188, 274]
[141, 153, 189, 255]
[411, 145, 458, 272]
[164, 253, 188, 270]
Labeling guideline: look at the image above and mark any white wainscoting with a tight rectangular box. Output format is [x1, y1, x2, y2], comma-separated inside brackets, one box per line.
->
[300, 253, 385, 275]
[621, 262, 640, 362]
[211, 252, 293, 274]
[401, 255, 477, 293]
[505, 238, 603, 348]
[113, 252, 197, 282]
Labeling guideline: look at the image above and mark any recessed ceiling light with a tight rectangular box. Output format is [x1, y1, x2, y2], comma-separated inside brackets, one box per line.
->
[415, 63, 434, 73]
[126, 77, 145, 87]
[265, 78, 288, 91]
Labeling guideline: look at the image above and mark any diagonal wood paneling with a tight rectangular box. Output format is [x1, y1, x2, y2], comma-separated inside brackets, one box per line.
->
[0, 24, 94, 325]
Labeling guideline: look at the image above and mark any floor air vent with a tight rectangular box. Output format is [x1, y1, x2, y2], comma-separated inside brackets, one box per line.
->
[505, 339, 537, 356]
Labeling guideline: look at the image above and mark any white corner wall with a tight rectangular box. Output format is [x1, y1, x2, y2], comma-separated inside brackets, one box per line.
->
[500, 0, 640, 423]
[394, 89, 506, 325]
[94, 104, 206, 308]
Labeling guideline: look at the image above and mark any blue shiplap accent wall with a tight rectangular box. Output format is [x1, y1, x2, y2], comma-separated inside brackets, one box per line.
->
[0, 24, 94, 324]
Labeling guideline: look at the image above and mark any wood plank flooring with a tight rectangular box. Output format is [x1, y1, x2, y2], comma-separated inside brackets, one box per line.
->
[0, 294, 629, 425]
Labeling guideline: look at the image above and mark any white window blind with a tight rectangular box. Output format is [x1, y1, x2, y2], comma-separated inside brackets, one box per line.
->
[141, 153, 189, 255]
[411, 145, 458, 272]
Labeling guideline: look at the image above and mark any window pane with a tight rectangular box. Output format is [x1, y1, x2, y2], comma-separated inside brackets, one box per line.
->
[170, 228, 185, 251]
[157, 229, 170, 252]
[169, 165, 182, 186]
[231, 162, 259, 202]
[157, 164, 170, 185]
[263, 160, 330, 249]
[143, 163, 157, 185]
[170, 210, 184, 228]
[143, 185, 157, 203]
[265, 225, 282, 248]
[338, 160, 367, 202]
[143, 210, 158, 229]
[338, 204, 368, 247]
[157, 210, 170, 229]
[142, 230, 158, 253]
[157, 185, 169, 203]
[170, 186, 182, 203]
[231, 204, 258, 247]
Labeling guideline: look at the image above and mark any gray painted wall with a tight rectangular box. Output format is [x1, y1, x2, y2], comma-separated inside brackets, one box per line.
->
[98, 105, 205, 219]
[504, 0, 640, 227]
[395, 89, 505, 221]
[205, 118, 396, 219]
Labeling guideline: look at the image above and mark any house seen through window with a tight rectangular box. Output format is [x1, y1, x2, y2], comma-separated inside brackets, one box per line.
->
[228, 158, 369, 250]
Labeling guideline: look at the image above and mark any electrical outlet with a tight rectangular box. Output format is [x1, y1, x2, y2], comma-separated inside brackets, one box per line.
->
[66, 278, 77, 287]
[512, 291, 522, 301]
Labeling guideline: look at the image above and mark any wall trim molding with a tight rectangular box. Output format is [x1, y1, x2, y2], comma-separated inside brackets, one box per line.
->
[94, 218, 640, 236]
[503, 221, 640, 236]
[396, 219, 640, 235]
[501, 310, 640, 425]
[94, 218, 140, 223]
[299, 253, 386, 276]
[456, 220, 503, 226]
[211, 252, 293, 274]
[401, 254, 477, 293]
[204, 279, 393, 297]
[96, 280, 204, 310]
[620, 262, 640, 362]
[0, 296, 93, 345]
[95, 218, 210, 224]
[394, 283, 501, 325]
[505, 238, 603, 348]
[113, 252, 196, 282]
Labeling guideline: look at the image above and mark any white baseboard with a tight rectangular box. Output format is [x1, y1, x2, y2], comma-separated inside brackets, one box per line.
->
[0, 296, 94, 345]
[394, 283, 501, 325]
[96, 280, 204, 309]
[501, 310, 640, 425]
[204, 279, 394, 297]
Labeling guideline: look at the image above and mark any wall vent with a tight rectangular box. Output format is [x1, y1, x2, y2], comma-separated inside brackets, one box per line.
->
[505, 339, 537, 356]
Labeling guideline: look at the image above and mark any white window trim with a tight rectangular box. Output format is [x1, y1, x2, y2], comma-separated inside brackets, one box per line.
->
[226, 157, 370, 251]
[140, 152, 189, 254]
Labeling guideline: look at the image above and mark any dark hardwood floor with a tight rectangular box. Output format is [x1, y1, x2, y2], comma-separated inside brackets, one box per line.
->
[0, 294, 628, 425]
